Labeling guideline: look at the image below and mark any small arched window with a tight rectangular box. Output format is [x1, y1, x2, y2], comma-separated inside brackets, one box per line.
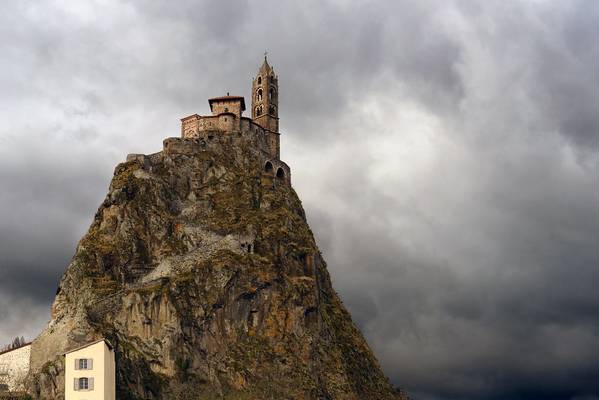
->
[265, 161, 274, 173]
[256, 106, 262, 116]
[257, 76, 262, 85]
[276, 168, 285, 180]
[269, 105, 276, 115]
[257, 89, 263, 101]
[269, 87, 276, 99]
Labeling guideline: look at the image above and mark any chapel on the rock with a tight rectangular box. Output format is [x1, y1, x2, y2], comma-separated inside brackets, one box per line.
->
[174, 56, 290, 182]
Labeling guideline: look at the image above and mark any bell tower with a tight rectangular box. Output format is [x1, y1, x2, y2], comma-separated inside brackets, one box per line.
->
[252, 55, 280, 158]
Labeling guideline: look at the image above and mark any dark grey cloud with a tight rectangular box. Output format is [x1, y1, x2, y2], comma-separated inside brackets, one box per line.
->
[2, 1, 599, 399]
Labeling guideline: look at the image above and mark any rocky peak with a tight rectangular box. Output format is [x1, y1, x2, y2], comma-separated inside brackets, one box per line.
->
[28, 126, 407, 399]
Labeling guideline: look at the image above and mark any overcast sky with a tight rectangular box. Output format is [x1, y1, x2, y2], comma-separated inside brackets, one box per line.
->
[1, 1, 599, 399]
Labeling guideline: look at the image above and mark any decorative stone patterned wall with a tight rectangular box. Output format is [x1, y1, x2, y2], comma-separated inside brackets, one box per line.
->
[182, 115, 240, 139]
[209, 100, 243, 118]
[181, 114, 200, 137]
[0, 344, 31, 392]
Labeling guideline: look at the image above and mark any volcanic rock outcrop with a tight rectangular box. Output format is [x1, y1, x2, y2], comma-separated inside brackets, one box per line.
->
[30, 143, 404, 398]
[27, 60, 406, 400]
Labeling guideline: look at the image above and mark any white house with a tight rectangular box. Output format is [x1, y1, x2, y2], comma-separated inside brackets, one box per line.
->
[64, 339, 115, 400]
[0, 342, 31, 393]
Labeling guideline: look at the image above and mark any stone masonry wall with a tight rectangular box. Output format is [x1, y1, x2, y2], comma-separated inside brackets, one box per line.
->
[0, 344, 31, 392]
[179, 115, 280, 161]
[210, 100, 243, 118]
[182, 115, 238, 138]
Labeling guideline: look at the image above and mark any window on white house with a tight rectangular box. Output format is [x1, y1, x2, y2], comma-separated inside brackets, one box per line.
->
[73, 376, 94, 391]
[75, 377, 95, 391]
[75, 358, 93, 370]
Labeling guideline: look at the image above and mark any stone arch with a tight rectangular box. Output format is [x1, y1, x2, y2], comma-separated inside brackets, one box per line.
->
[276, 167, 285, 180]
[269, 105, 276, 115]
[269, 87, 276, 99]
[257, 88, 263, 101]
[256, 105, 263, 116]
[265, 161, 274, 173]
[257, 76, 262, 85]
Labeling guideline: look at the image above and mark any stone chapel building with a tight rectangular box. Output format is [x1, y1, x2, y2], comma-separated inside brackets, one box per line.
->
[174, 55, 290, 182]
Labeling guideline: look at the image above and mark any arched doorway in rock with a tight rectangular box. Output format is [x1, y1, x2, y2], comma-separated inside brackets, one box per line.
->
[276, 168, 285, 180]
[265, 161, 274, 173]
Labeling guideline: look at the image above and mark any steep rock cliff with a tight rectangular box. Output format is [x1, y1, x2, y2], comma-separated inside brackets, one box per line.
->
[29, 131, 406, 399]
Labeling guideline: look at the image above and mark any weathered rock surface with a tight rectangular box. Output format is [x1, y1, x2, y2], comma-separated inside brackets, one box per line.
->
[28, 130, 406, 399]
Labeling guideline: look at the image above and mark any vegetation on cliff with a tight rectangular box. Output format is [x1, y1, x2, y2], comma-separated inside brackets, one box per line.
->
[28, 133, 406, 399]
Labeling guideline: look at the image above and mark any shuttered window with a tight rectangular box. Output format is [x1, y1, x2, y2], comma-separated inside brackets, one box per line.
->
[74, 377, 94, 391]
[74, 358, 93, 370]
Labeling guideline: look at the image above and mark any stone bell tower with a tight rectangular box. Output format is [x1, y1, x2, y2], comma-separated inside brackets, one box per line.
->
[252, 55, 280, 158]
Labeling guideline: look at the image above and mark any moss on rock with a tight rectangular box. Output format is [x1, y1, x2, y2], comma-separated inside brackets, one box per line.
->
[28, 133, 406, 399]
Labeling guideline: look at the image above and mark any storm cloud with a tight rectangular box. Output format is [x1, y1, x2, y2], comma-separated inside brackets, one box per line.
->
[1, 1, 599, 399]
